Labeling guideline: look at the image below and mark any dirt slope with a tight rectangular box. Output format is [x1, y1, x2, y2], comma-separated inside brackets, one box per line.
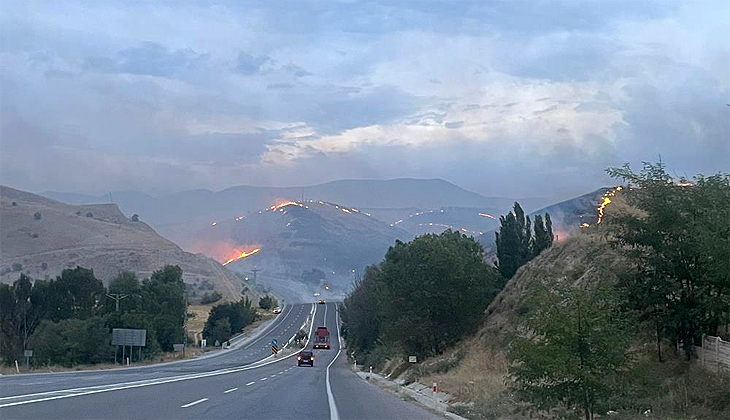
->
[0, 185, 244, 301]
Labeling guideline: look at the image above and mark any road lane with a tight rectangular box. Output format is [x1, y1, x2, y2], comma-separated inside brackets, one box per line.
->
[1, 302, 444, 419]
[0, 303, 312, 400]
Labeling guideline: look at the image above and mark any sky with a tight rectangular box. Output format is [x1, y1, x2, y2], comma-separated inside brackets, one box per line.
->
[1, 0, 728, 200]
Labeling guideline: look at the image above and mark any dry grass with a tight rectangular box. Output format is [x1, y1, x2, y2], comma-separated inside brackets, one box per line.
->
[421, 345, 508, 403]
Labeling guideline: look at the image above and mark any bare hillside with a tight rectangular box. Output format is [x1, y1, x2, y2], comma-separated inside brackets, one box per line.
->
[0, 185, 244, 301]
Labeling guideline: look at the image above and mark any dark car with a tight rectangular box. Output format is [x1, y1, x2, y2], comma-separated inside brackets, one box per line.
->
[297, 350, 314, 366]
[317, 299, 326, 304]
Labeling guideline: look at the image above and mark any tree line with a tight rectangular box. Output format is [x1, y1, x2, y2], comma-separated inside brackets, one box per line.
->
[0, 265, 187, 367]
[495, 202, 554, 279]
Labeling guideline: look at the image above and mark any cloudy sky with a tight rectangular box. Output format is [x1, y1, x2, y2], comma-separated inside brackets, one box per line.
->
[1, 0, 728, 200]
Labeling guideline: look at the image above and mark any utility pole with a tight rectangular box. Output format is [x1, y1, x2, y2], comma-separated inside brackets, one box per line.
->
[251, 268, 260, 285]
[106, 294, 129, 312]
[183, 293, 188, 357]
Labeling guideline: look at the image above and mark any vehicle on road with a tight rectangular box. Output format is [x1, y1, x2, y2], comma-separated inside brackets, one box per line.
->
[272, 306, 281, 314]
[297, 350, 314, 366]
[317, 299, 326, 304]
[313, 326, 330, 349]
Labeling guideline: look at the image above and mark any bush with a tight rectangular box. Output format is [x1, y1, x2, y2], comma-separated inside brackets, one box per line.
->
[259, 295, 278, 310]
[85, 212, 93, 217]
[200, 291, 222, 304]
[33, 212, 41, 220]
[30, 317, 114, 366]
[203, 297, 258, 342]
[11, 263, 22, 272]
[131, 214, 139, 222]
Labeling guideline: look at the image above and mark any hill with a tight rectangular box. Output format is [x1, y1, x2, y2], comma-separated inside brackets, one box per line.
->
[0, 186, 244, 302]
[41, 178, 522, 250]
[191, 200, 409, 297]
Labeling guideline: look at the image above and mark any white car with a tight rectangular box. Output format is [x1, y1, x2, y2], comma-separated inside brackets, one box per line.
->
[272, 306, 282, 314]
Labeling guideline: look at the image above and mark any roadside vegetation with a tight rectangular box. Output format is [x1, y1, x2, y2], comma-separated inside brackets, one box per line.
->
[341, 230, 503, 369]
[202, 297, 259, 345]
[344, 161, 730, 420]
[0, 265, 187, 367]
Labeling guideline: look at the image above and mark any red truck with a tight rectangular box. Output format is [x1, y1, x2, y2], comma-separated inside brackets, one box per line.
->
[313, 326, 330, 349]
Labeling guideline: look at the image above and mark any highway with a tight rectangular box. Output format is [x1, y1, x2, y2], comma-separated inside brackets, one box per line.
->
[0, 302, 442, 419]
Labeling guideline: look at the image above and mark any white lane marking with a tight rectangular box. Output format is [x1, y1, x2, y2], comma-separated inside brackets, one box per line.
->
[246, 382, 255, 386]
[181, 398, 208, 408]
[270, 374, 276, 377]
[0, 304, 319, 409]
[278, 371, 284, 374]
[260, 377, 267, 381]
[326, 303, 342, 420]
[223, 388, 238, 394]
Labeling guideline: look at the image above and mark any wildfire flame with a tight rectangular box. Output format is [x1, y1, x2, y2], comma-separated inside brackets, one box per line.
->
[596, 186, 623, 224]
[222, 248, 261, 266]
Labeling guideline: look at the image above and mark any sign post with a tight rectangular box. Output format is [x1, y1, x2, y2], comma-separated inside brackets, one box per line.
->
[408, 355, 417, 363]
[111, 328, 146, 365]
[24, 349, 33, 370]
[271, 339, 279, 356]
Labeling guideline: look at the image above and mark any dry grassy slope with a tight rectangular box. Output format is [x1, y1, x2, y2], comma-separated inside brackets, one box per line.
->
[476, 233, 627, 344]
[0, 185, 244, 301]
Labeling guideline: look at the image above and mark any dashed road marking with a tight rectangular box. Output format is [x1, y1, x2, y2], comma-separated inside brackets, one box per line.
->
[181, 398, 208, 408]
[223, 388, 238, 394]
[246, 382, 255, 386]
[260, 377, 267, 381]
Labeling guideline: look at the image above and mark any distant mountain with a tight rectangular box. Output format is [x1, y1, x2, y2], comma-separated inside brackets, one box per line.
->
[190, 200, 409, 292]
[0, 186, 246, 302]
[42, 178, 518, 249]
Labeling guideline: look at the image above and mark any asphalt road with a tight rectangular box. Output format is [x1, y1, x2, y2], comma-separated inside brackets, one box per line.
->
[0, 302, 442, 419]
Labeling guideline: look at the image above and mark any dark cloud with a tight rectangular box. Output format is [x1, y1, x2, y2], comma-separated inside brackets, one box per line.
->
[234, 51, 269, 75]
[84, 42, 209, 77]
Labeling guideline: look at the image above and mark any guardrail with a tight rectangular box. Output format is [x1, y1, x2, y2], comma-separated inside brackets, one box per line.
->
[696, 334, 730, 372]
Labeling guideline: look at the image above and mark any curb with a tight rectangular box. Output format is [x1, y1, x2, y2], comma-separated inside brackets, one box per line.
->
[354, 370, 467, 420]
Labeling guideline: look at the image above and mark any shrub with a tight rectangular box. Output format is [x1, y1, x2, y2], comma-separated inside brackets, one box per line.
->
[200, 291, 223, 304]
[11, 263, 22, 272]
[33, 212, 41, 220]
[259, 295, 278, 310]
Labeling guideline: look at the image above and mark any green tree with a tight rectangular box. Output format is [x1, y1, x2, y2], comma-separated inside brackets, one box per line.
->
[530, 213, 553, 258]
[141, 265, 186, 352]
[258, 295, 277, 310]
[203, 297, 258, 341]
[31, 317, 113, 366]
[509, 283, 633, 420]
[377, 230, 497, 357]
[207, 318, 232, 345]
[606, 162, 730, 359]
[341, 266, 382, 354]
[106, 271, 142, 313]
[50, 267, 106, 320]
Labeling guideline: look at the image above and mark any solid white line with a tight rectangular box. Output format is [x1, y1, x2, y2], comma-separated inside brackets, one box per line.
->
[223, 387, 238, 394]
[246, 382, 255, 386]
[326, 303, 342, 420]
[0, 303, 318, 410]
[0, 306, 319, 409]
[181, 398, 208, 408]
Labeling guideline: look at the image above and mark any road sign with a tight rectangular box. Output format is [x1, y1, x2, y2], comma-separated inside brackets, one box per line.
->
[24, 350, 33, 357]
[112, 328, 146, 347]
[408, 355, 417, 363]
[173, 344, 185, 352]
[271, 344, 279, 355]
[271, 338, 278, 345]
[201, 339, 207, 349]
